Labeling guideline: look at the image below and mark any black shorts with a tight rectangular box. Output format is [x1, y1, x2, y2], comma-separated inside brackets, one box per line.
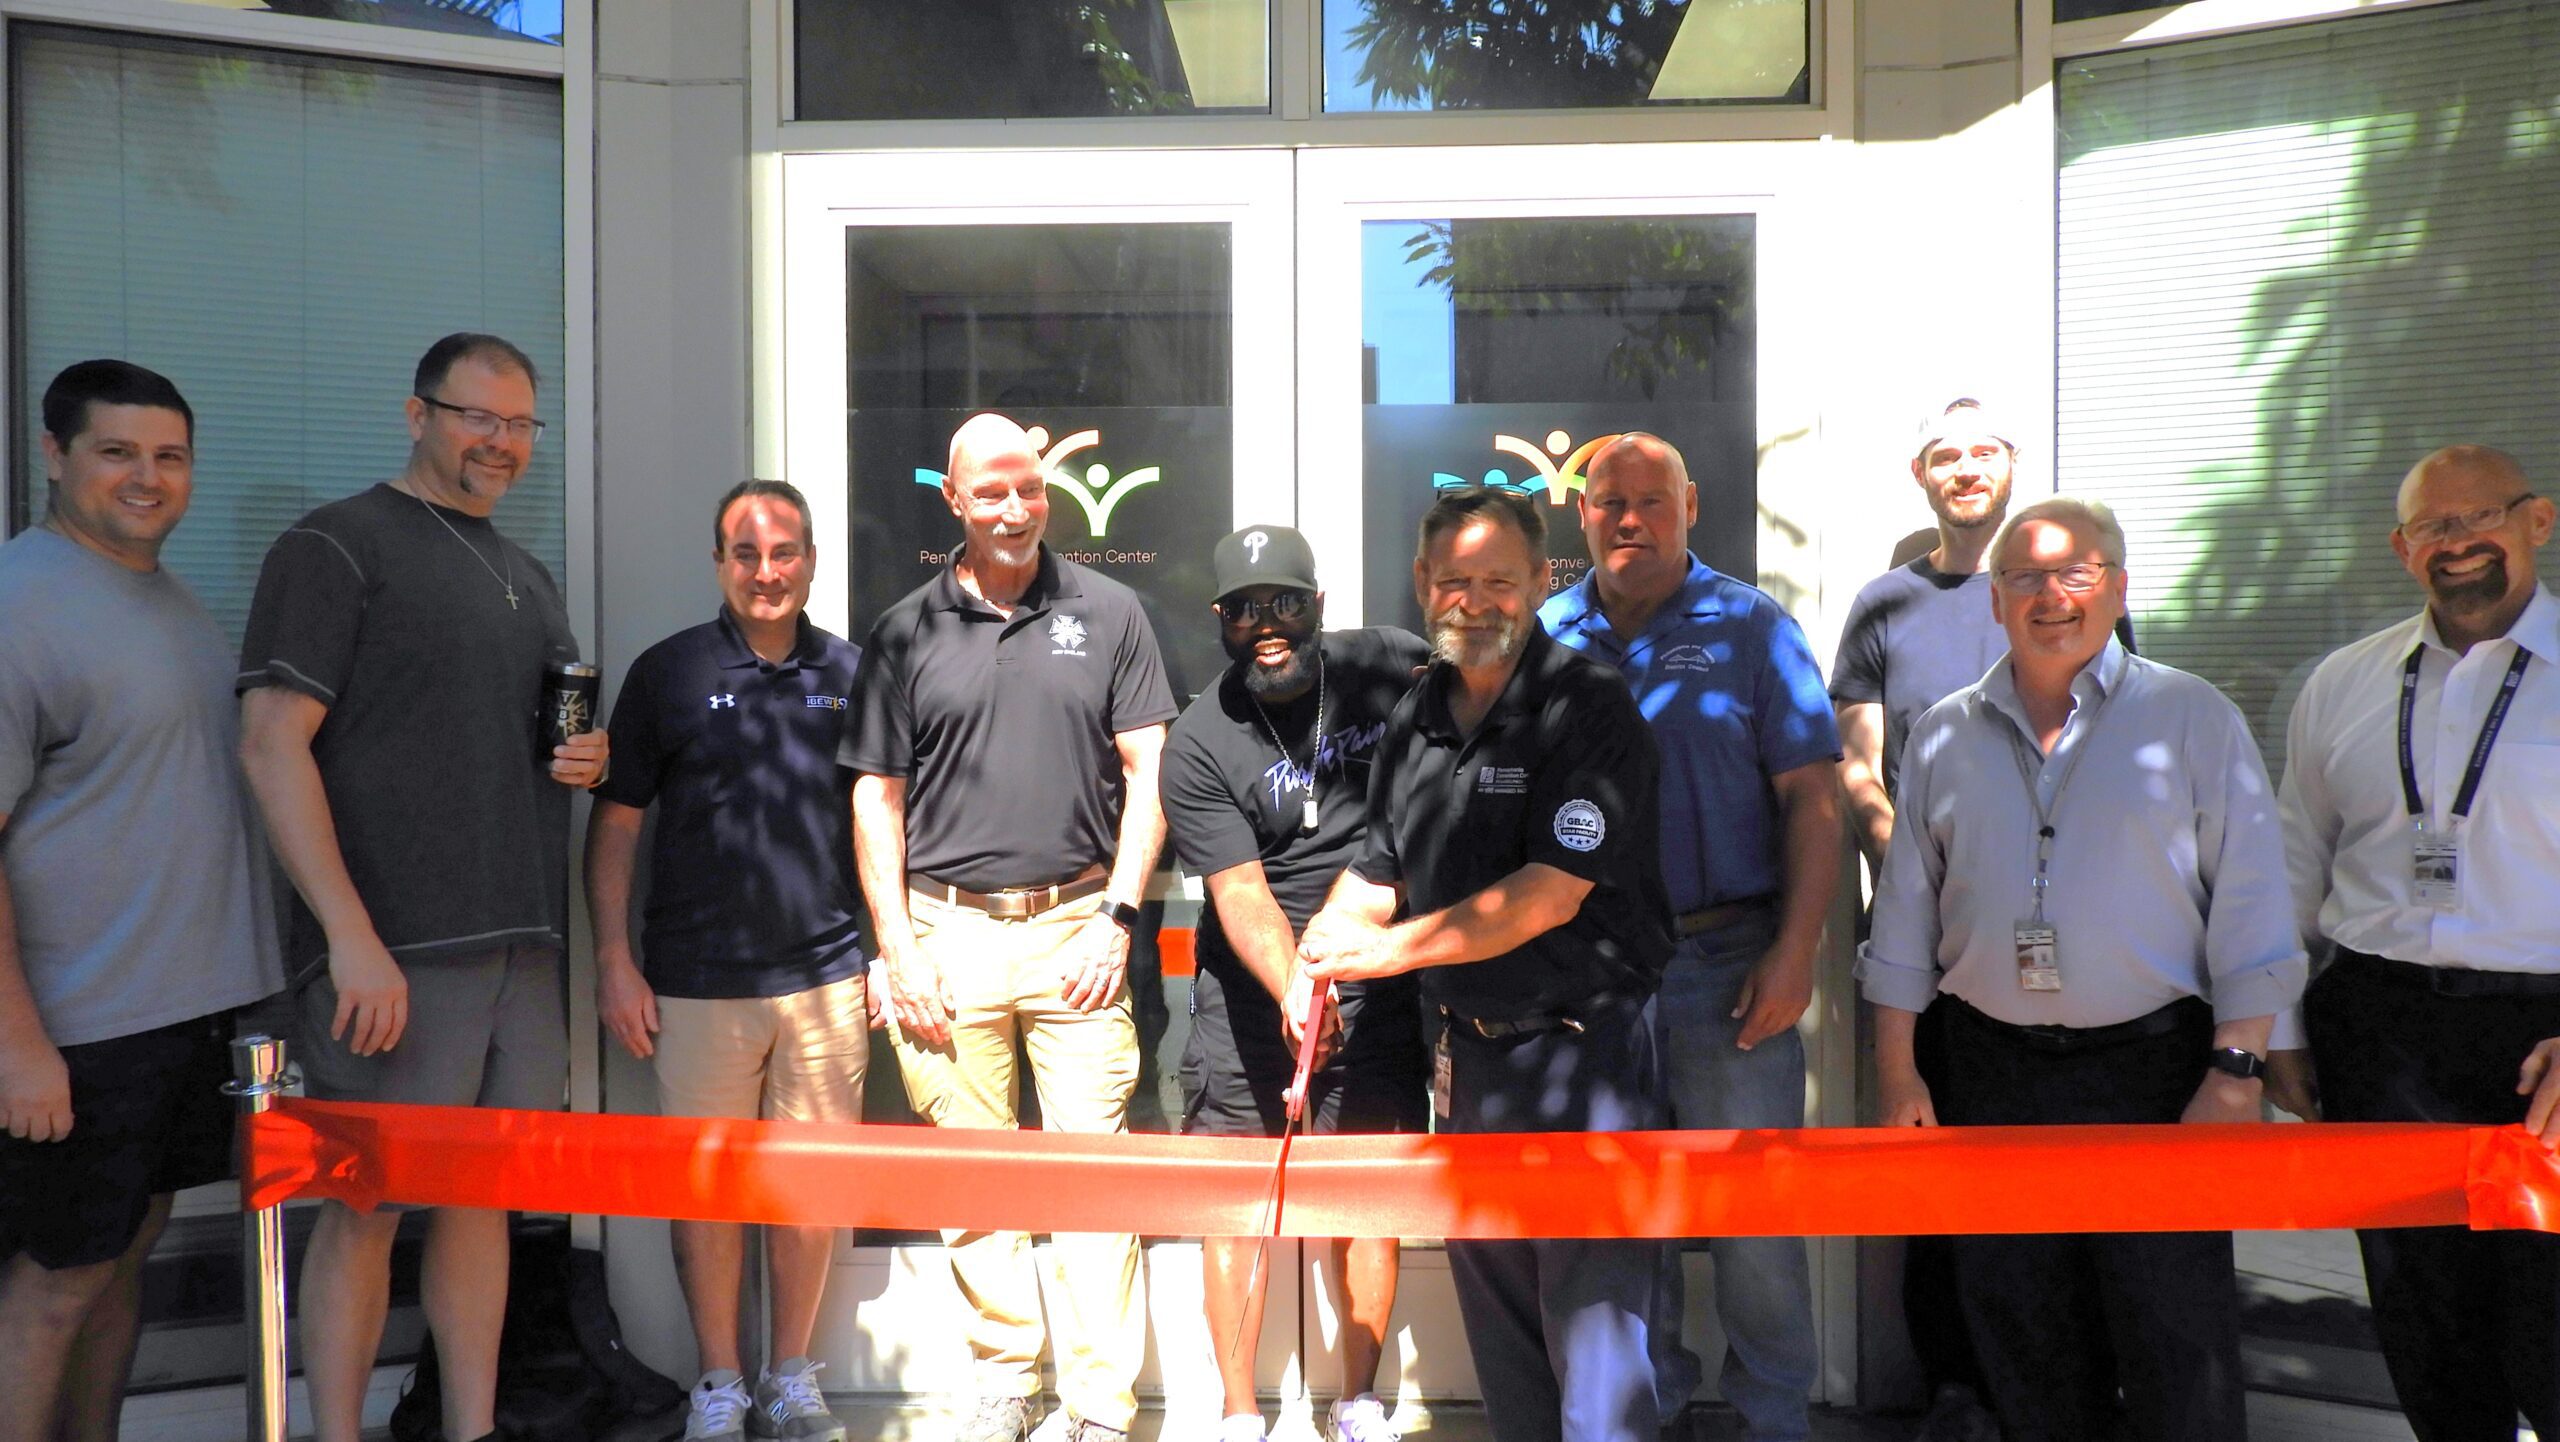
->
[1181, 965, 1428, 1139]
[0, 1011, 237, 1270]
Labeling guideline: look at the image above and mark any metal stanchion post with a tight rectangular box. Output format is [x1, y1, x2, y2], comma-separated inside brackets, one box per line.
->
[226, 1034, 293, 1442]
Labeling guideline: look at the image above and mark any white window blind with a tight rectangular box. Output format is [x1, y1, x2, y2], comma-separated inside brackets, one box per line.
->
[2056, 0, 2560, 763]
[14, 23, 566, 642]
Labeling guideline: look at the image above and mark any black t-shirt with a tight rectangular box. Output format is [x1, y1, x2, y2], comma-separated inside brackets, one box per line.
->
[237, 483, 576, 976]
[840, 547, 1177, 891]
[1163, 627, 1429, 1063]
[1830, 557, 2140, 799]
[596, 611, 865, 1000]
[1355, 625, 1674, 1022]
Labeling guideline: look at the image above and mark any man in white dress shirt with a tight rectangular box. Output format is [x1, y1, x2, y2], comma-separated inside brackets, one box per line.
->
[2280, 444, 2560, 1442]
[1860, 495, 2307, 1442]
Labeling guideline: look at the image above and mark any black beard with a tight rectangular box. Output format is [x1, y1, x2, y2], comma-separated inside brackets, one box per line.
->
[1238, 638, 1318, 702]
[2429, 549, 2511, 613]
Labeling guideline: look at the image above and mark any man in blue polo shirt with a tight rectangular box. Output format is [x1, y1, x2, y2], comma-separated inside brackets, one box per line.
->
[586, 479, 865, 1442]
[1540, 433, 1843, 1442]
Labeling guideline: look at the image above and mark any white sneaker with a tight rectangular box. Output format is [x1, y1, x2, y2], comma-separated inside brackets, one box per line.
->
[1216, 1413, 1269, 1442]
[1329, 1394, 1399, 1442]
[686, 1369, 754, 1442]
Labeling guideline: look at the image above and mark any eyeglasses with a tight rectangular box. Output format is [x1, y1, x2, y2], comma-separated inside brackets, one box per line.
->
[2397, 493, 2537, 547]
[416, 394, 546, 444]
[1215, 590, 1314, 626]
[1994, 562, 2115, 596]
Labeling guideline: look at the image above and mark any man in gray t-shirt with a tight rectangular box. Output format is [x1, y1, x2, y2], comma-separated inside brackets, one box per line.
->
[0, 360, 281, 1442]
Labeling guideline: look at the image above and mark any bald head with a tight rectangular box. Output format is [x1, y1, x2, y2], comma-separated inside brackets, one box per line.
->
[1588, 431, 1691, 490]
[949, 411, 1039, 479]
[2396, 444, 2528, 523]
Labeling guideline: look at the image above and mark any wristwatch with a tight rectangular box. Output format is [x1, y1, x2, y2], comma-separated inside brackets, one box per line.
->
[1098, 899, 1143, 931]
[2206, 1046, 2267, 1081]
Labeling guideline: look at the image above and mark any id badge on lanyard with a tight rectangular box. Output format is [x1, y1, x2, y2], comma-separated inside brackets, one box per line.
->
[2398, 645, 2529, 913]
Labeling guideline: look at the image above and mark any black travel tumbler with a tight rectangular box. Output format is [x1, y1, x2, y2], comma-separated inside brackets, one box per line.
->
[540, 660, 600, 763]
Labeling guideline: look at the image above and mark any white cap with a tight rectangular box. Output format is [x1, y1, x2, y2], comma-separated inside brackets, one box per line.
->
[1913, 397, 2018, 459]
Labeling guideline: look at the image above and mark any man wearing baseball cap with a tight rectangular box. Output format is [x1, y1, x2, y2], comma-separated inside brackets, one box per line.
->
[1160, 525, 1430, 1442]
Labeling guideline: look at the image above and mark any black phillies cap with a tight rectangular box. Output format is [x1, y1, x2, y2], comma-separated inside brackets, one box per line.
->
[1211, 525, 1320, 602]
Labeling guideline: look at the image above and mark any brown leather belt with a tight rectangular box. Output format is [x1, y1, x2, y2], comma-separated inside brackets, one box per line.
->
[1674, 894, 1777, 938]
[911, 866, 1106, 921]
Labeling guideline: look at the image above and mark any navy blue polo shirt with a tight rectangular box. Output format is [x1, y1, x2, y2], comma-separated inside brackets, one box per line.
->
[1541, 555, 1842, 916]
[841, 546, 1176, 892]
[1354, 625, 1674, 1022]
[595, 611, 865, 999]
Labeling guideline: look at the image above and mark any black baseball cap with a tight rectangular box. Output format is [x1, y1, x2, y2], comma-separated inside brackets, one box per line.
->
[1211, 525, 1320, 602]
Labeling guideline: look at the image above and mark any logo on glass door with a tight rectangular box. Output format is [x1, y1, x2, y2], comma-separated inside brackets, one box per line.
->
[915, 425, 1165, 538]
[1433, 429, 1624, 505]
[1433, 425, 1628, 504]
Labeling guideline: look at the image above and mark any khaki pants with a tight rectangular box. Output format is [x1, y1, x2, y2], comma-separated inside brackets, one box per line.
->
[892, 889, 1144, 1429]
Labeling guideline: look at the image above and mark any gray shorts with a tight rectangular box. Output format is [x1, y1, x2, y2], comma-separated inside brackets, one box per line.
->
[296, 943, 566, 1113]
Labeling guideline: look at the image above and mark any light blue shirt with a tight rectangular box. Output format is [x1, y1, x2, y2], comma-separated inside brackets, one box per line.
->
[1540, 556, 1840, 915]
[1858, 639, 2306, 1036]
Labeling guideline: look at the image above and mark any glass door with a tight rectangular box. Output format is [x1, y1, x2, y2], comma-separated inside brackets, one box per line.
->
[779, 149, 1298, 1419]
[1292, 142, 1847, 1409]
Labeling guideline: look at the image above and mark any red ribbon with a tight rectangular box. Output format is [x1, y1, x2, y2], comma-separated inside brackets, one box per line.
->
[242, 1100, 2560, 1238]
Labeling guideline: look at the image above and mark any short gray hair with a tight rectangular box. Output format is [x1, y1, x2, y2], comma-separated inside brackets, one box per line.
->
[1990, 495, 2126, 570]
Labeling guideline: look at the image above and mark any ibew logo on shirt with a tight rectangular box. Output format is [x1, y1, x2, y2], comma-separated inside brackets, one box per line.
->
[1656, 643, 1715, 675]
[708, 693, 737, 710]
[1049, 614, 1089, 656]
[1477, 765, 1529, 795]
[805, 694, 848, 710]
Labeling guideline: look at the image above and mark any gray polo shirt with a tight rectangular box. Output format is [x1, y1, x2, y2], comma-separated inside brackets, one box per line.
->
[0, 527, 281, 1045]
[1857, 639, 2305, 1037]
[841, 546, 1175, 892]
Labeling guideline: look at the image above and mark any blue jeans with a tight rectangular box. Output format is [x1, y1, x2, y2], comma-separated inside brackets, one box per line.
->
[1652, 919, 1817, 1441]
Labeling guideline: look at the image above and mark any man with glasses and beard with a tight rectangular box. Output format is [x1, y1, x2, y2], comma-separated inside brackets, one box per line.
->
[1860, 496, 2304, 1442]
[238, 333, 605, 1442]
[2279, 445, 2560, 1442]
[1160, 525, 1429, 1442]
[1296, 487, 1673, 1442]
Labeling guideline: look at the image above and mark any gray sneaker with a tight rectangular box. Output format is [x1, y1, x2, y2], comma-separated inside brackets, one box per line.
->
[685, 1369, 753, 1442]
[749, 1357, 847, 1441]
[957, 1393, 1040, 1442]
[1061, 1418, 1128, 1442]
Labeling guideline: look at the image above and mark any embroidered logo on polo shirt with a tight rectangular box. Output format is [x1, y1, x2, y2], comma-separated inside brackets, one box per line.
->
[1477, 765, 1529, 795]
[1049, 614, 1089, 656]
[708, 693, 737, 709]
[1657, 643, 1715, 675]
[805, 695, 848, 710]
[1554, 799, 1606, 852]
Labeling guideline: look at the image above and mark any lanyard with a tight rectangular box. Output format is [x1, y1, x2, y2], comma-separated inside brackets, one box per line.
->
[2397, 644, 2531, 825]
[2003, 684, 2115, 924]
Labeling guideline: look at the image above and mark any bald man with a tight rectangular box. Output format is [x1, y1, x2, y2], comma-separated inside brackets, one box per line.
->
[2280, 446, 2560, 1442]
[842, 413, 1176, 1442]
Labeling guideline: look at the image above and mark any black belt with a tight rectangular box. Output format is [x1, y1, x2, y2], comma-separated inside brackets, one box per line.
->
[1944, 994, 2206, 1053]
[2334, 947, 2560, 999]
[1441, 994, 1629, 1041]
[1674, 894, 1777, 939]
[910, 866, 1106, 921]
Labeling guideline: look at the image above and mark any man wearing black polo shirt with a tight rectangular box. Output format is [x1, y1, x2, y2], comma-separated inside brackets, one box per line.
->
[1297, 486, 1673, 1442]
[842, 413, 1175, 1442]
[587, 480, 863, 1442]
[1162, 525, 1428, 1442]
